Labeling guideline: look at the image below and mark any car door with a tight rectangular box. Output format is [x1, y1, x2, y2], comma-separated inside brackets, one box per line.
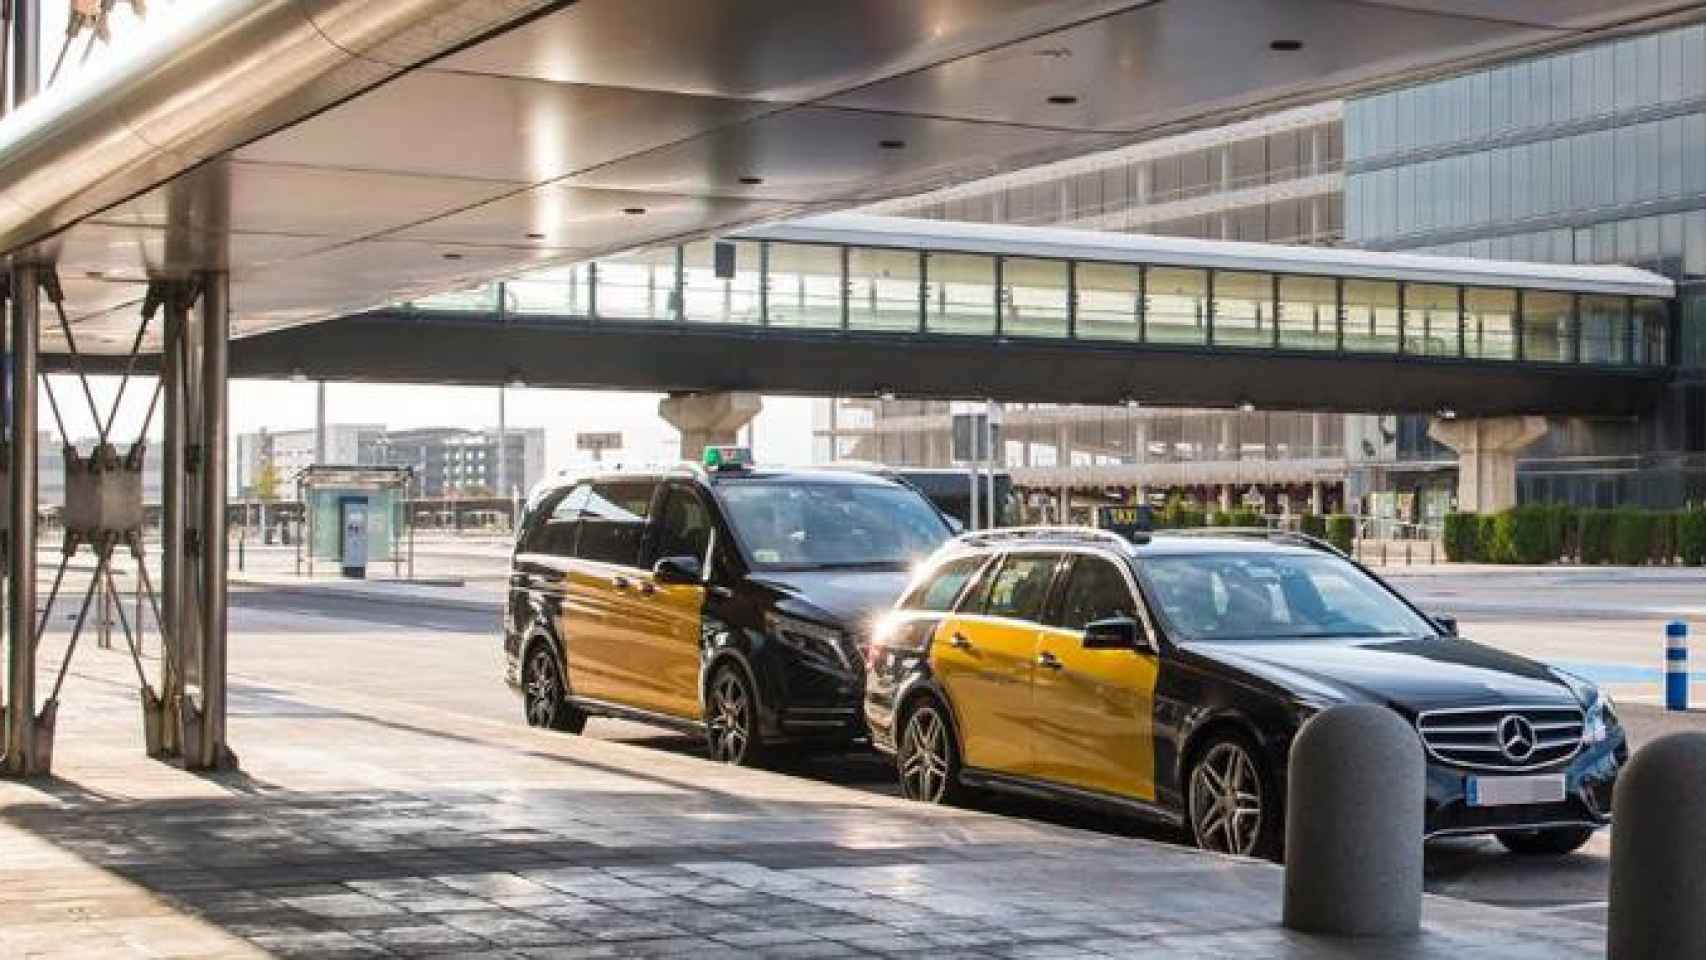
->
[566, 479, 658, 709]
[629, 483, 714, 720]
[930, 551, 1064, 778]
[1031, 551, 1161, 801]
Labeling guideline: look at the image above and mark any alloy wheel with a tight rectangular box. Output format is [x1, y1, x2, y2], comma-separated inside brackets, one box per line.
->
[524, 649, 560, 728]
[898, 705, 952, 802]
[707, 670, 753, 763]
[1189, 741, 1264, 855]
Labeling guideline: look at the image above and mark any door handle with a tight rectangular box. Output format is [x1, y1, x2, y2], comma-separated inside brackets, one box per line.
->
[612, 575, 632, 591]
[1036, 651, 1063, 671]
[948, 632, 973, 650]
[638, 581, 657, 597]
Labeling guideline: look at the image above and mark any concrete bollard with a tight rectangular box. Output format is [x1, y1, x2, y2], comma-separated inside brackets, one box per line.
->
[1284, 704, 1424, 938]
[1609, 732, 1706, 960]
[1666, 621, 1689, 711]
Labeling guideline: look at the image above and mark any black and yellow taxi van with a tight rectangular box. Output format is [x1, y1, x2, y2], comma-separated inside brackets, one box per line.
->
[505, 449, 954, 765]
[867, 527, 1624, 860]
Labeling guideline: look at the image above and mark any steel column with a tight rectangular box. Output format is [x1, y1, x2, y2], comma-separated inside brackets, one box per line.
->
[157, 293, 186, 758]
[4, 263, 44, 774]
[193, 271, 232, 769]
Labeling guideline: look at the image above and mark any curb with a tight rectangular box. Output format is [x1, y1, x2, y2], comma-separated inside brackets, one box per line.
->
[230, 575, 503, 616]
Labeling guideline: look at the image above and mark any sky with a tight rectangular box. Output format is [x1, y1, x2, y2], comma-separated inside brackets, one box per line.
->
[42, 375, 819, 473]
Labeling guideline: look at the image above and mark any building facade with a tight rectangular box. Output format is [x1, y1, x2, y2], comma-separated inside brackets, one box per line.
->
[234, 424, 547, 500]
[1344, 23, 1706, 508]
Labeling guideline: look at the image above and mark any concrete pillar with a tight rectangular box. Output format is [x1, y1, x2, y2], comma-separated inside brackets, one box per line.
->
[1219, 486, 1234, 512]
[659, 391, 762, 461]
[1427, 416, 1547, 514]
[1311, 481, 1325, 515]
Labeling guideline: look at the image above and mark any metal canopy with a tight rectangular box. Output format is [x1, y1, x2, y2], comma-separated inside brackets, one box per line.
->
[4, 0, 1705, 355]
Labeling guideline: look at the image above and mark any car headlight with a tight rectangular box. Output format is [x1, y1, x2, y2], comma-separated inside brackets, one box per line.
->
[1583, 690, 1619, 744]
[765, 612, 851, 670]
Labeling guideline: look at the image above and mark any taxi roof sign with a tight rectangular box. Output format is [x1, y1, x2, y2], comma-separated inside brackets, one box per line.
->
[702, 445, 754, 471]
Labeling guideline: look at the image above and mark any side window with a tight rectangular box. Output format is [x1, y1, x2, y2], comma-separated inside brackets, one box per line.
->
[530, 484, 589, 557]
[899, 554, 987, 612]
[1051, 555, 1138, 632]
[647, 485, 713, 568]
[575, 481, 657, 566]
[977, 553, 1061, 623]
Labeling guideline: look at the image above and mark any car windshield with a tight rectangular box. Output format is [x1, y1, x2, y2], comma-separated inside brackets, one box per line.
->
[717, 480, 951, 570]
[1140, 552, 1436, 642]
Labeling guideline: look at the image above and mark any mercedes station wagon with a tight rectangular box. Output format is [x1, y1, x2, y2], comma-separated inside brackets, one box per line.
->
[865, 527, 1627, 860]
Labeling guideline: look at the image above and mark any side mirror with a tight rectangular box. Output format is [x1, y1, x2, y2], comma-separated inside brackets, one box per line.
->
[1082, 616, 1155, 654]
[654, 555, 703, 585]
[1433, 613, 1459, 637]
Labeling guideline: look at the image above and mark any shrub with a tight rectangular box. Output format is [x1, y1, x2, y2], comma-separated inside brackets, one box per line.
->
[1443, 512, 1480, 562]
[1472, 514, 1502, 564]
[1653, 512, 1680, 566]
[1680, 510, 1706, 567]
[1543, 504, 1580, 563]
[1159, 496, 1206, 529]
[1230, 508, 1263, 527]
[1326, 515, 1355, 554]
[1209, 510, 1232, 527]
[1579, 510, 1615, 565]
[1501, 506, 1555, 565]
[1610, 509, 1655, 566]
[1299, 514, 1327, 539]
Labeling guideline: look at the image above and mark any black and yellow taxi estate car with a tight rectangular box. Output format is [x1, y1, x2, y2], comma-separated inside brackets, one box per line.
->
[505, 449, 953, 765]
[866, 527, 1626, 860]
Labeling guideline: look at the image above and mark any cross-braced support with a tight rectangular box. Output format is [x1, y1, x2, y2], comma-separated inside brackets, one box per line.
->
[2, 264, 235, 776]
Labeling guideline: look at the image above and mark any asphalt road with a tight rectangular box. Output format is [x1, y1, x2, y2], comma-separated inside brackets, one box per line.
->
[205, 570, 1706, 930]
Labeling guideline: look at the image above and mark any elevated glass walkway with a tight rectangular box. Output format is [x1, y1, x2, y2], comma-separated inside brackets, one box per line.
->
[403, 214, 1675, 370]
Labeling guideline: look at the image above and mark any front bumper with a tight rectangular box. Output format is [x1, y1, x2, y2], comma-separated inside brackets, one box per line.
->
[1423, 734, 1625, 838]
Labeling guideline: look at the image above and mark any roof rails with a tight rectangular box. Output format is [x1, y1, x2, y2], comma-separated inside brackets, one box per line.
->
[1157, 526, 1345, 556]
[952, 525, 1144, 549]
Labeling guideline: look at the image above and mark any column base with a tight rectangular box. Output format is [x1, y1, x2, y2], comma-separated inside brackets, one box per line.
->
[2, 701, 56, 777]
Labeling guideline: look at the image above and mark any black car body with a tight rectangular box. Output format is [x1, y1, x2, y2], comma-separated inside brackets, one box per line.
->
[866, 528, 1626, 857]
[505, 462, 952, 763]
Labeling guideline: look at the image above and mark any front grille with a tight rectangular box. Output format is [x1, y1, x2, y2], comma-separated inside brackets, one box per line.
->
[1416, 704, 1585, 771]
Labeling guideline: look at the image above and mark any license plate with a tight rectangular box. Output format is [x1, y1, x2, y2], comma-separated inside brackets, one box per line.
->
[1467, 774, 1566, 807]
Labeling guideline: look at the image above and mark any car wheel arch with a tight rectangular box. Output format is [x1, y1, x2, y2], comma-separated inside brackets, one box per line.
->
[896, 681, 965, 764]
[1177, 711, 1277, 795]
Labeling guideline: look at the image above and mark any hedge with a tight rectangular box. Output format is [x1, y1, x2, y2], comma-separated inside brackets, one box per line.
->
[1443, 506, 1706, 566]
[1299, 514, 1328, 539]
[1325, 515, 1355, 554]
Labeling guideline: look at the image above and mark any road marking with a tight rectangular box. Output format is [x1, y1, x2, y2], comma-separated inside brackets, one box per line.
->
[1526, 900, 1608, 915]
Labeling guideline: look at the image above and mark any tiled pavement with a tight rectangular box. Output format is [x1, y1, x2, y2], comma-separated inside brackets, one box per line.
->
[0, 606, 1606, 959]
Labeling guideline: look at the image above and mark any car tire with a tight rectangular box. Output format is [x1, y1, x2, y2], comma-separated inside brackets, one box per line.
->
[705, 663, 771, 767]
[896, 697, 965, 805]
[1495, 825, 1595, 856]
[1186, 731, 1282, 861]
[523, 644, 587, 733]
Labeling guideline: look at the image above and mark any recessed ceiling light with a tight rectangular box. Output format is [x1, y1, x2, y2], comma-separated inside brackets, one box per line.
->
[442, 252, 464, 261]
[879, 139, 906, 150]
[622, 207, 647, 215]
[525, 231, 546, 240]
[1047, 95, 1079, 105]
[84, 270, 106, 279]
[1270, 40, 1303, 52]
[738, 176, 764, 185]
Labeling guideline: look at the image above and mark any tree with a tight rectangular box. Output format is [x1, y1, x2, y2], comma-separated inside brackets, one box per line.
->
[254, 460, 283, 502]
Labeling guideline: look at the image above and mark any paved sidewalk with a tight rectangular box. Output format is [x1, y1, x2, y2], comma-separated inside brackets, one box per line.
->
[2, 609, 1604, 959]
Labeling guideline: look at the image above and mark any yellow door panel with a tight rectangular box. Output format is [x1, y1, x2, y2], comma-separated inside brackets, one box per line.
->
[630, 576, 707, 720]
[930, 615, 1038, 775]
[1031, 626, 1160, 801]
[563, 564, 632, 705]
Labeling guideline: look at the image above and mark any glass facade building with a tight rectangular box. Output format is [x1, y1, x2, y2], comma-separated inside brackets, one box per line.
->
[1346, 24, 1706, 507]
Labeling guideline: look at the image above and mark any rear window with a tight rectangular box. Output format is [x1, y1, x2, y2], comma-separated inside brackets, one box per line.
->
[899, 554, 987, 612]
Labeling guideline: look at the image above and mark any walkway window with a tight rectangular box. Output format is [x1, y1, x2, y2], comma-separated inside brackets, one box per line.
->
[1344, 279, 1401, 353]
[766, 243, 843, 329]
[1632, 297, 1670, 365]
[1002, 257, 1069, 338]
[925, 253, 997, 335]
[1520, 290, 1573, 362]
[1211, 271, 1275, 348]
[1278, 275, 1337, 351]
[584, 248, 676, 321]
[1580, 294, 1629, 364]
[683, 240, 761, 324]
[1074, 262, 1140, 340]
[849, 247, 923, 332]
[502, 265, 592, 318]
[1464, 287, 1518, 360]
[1402, 283, 1459, 356]
[1146, 266, 1208, 345]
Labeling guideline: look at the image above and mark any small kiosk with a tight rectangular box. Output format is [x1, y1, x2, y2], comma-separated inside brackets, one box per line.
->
[295, 466, 412, 579]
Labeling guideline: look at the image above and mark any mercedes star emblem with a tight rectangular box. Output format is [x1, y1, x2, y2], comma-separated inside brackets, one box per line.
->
[1497, 714, 1538, 762]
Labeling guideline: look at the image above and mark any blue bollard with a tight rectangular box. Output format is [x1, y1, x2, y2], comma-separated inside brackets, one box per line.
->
[1667, 621, 1689, 712]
